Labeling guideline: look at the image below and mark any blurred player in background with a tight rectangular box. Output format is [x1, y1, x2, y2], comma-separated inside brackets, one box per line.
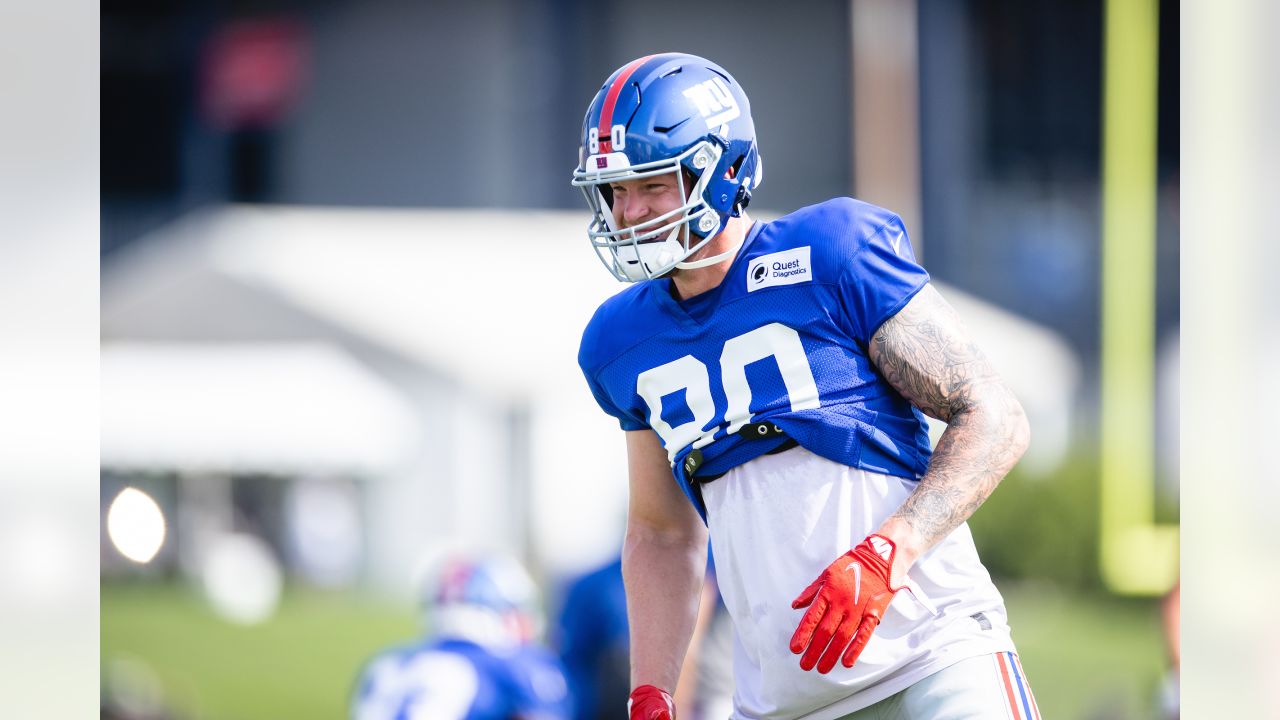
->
[351, 552, 572, 720]
[555, 550, 732, 720]
[572, 53, 1038, 719]
[554, 553, 630, 720]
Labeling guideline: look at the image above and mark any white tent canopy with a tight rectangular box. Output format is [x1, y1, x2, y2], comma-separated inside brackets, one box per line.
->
[101, 341, 421, 475]
[104, 205, 624, 401]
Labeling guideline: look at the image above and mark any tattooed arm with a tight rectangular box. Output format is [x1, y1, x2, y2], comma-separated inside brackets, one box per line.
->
[868, 283, 1031, 585]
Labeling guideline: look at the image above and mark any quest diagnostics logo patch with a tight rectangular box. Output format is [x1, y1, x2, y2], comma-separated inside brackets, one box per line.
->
[746, 246, 812, 292]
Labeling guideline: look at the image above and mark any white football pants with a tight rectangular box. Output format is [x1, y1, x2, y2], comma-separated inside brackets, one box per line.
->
[834, 652, 1041, 720]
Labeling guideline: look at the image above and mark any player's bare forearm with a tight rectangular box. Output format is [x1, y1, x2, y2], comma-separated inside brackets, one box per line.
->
[868, 284, 1030, 578]
[623, 430, 709, 694]
[622, 517, 707, 691]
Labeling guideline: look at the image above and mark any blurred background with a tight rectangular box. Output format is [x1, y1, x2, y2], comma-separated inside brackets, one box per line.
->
[99, 0, 1179, 718]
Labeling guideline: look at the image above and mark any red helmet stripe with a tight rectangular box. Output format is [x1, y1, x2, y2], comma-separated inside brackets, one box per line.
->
[598, 55, 654, 153]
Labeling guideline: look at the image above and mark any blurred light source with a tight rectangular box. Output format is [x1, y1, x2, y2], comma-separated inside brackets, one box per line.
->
[201, 533, 283, 625]
[106, 487, 166, 564]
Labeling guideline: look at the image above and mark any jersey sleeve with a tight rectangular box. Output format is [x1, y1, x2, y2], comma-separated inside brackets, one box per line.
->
[582, 370, 647, 431]
[837, 212, 930, 344]
[579, 306, 648, 431]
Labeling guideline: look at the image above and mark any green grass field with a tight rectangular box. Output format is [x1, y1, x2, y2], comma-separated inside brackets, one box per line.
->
[102, 583, 420, 719]
[102, 581, 1169, 719]
[1003, 583, 1169, 720]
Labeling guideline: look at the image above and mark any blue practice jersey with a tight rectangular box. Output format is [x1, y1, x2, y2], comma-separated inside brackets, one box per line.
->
[352, 638, 571, 720]
[578, 198, 932, 519]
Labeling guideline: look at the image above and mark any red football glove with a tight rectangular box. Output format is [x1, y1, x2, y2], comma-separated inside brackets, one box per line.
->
[789, 534, 902, 673]
[628, 684, 675, 720]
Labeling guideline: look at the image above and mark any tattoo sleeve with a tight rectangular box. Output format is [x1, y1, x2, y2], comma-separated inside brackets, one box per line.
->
[869, 283, 1031, 550]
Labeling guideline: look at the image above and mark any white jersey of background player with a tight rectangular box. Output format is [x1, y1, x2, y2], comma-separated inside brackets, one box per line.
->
[572, 53, 1041, 720]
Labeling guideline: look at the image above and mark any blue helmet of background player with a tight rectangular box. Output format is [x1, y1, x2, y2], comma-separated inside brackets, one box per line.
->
[420, 551, 542, 649]
[571, 53, 763, 282]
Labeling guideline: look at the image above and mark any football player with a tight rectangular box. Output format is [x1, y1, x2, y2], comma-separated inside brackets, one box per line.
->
[351, 552, 572, 720]
[573, 53, 1041, 720]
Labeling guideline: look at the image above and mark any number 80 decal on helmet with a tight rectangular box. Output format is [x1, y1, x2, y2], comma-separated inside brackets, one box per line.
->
[571, 53, 763, 282]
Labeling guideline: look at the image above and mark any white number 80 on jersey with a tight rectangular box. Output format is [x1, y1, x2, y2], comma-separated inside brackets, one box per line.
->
[635, 323, 820, 463]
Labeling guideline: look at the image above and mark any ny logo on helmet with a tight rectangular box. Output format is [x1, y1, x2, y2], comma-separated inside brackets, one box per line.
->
[682, 78, 740, 128]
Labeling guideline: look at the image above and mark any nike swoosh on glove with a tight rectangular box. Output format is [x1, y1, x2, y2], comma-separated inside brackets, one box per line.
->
[628, 684, 675, 720]
[789, 534, 902, 673]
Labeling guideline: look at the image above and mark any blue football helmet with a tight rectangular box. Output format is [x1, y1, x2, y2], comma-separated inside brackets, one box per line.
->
[420, 551, 542, 648]
[572, 53, 763, 282]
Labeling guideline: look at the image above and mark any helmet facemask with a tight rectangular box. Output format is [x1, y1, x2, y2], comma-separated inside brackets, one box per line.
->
[574, 141, 724, 282]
